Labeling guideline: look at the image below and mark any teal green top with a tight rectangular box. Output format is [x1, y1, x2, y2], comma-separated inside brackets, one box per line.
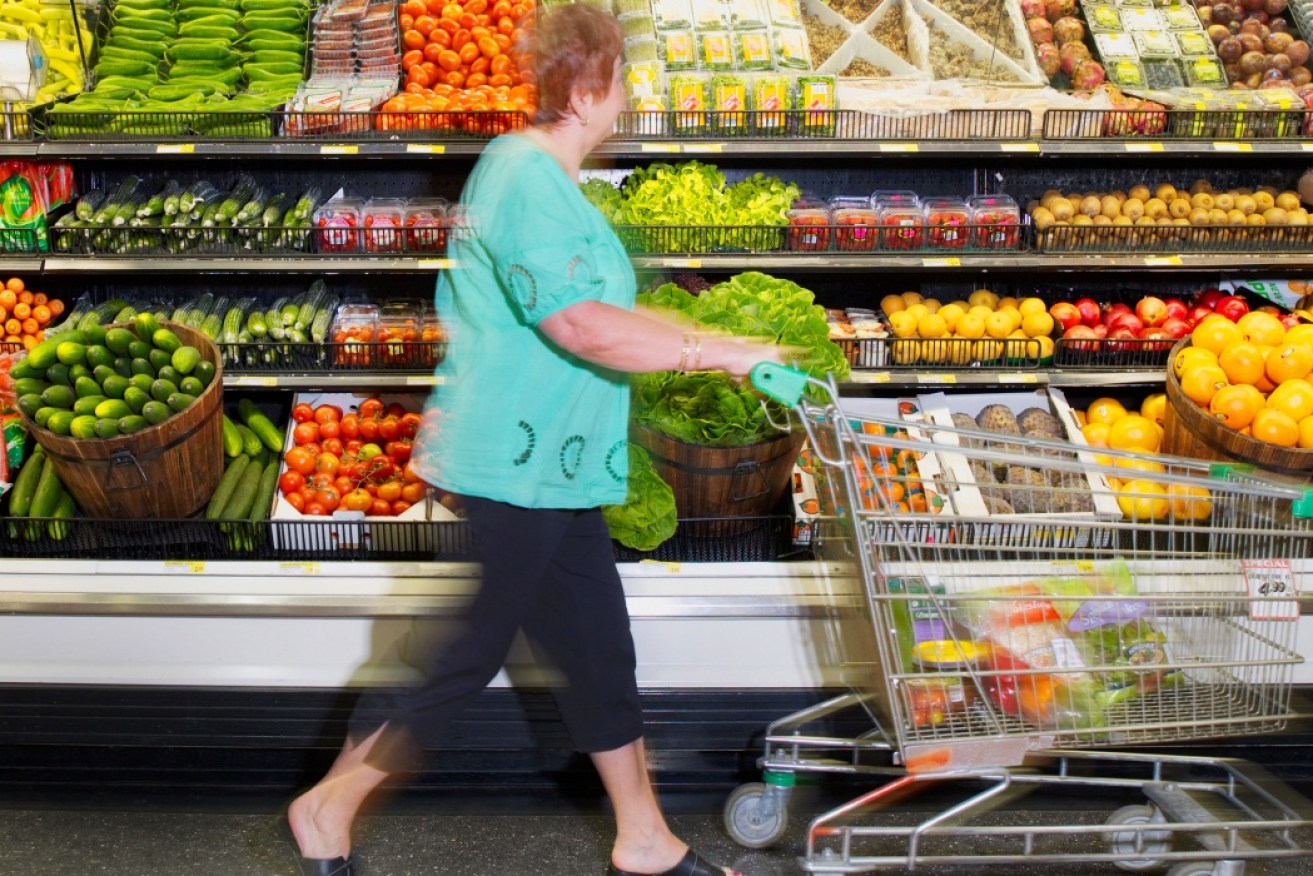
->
[412, 134, 635, 508]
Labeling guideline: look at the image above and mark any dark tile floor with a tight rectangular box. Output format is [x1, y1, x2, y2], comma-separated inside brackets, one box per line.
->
[3, 786, 1312, 876]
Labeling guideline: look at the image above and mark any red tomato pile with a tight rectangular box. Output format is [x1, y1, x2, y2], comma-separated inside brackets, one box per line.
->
[278, 397, 427, 518]
[380, 0, 538, 134]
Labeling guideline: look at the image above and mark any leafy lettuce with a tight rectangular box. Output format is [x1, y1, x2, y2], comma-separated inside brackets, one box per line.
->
[602, 443, 677, 552]
[633, 272, 849, 447]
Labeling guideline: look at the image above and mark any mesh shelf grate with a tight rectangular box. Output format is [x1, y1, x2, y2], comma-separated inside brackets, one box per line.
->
[612, 109, 1031, 141]
[220, 341, 445, 372]
[1043, 108, 1307, 141]
[1052, 336, 1174, 370]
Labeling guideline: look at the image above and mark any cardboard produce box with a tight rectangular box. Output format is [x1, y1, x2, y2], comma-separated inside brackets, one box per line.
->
[270, 390, 459, 554]
[916, 388, 1121, 520]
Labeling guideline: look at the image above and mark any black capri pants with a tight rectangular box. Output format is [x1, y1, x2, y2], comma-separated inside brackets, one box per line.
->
[349, 495, 645, 773]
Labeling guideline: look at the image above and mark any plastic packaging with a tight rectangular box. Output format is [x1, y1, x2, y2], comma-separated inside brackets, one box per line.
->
[624, 36, 660, 62]
[651, 0, 693, 29]
[877, 201, 923, 251]
[691, 0, 729, 30]
[772, 25, 810, 71]
[330, 302, 379, 366]
[1175, 31, 1214, 57]
[619, 12, 656, 40]
[658, 29, 697, 70]
[378, 303, 423, 367]
[796, 75, 836, 136]
[697, 30, 735, 70]
[833, 205, 880, 252]
[1133, 30, 1179, 59]
[735, 30, 773, 69]
[669, 73, 709, 133]
[710, 73, 749, 130]
[1094, 32, 1138, 62]
[314, 197, 365, 253]
[403, 199, 449, 254]
[923, 197, 971, 250]
[786, 206, 831, 251]
[765, 0, 801, 27]
[362, 198, 406, 253]
[724, 0, 768, 30]
[967, 194, 1021, 250]
[623, 61, 667, 97]
[751, 73, 791, 132]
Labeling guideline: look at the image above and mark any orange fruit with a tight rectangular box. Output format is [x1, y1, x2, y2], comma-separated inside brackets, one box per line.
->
[1116, 478, 1169, 521]
[1086, 397, 1128, 425]
[47, 298, 63, 317]
[5, 277, 23, 293]
[1217, 340, 1266, 385]
[1208, 383, 1264, 430]
[1180, 364, 1229, 406]
[0, 289, 13, 310]
[16, 290, 31, 305]
[1107, 414, 1162, 452]
[1191, 316, 1241, 355]
[917, 313, 947, 339]
[1250, 408, 1300, 447]
[1173, 345, 1217, 378]
[1139, 392, 1167, 427]
[1082, 421, 1111, 447]
[1167, 483, 1213, 521]
[1267, 378, 1313, 422]
[1236, 310, 1286, 347]
[1299, 415, 1313, 449]
[1114, 452, 1167, 477]
[1021, 311, 1055, 338]
[1265, 342, 1313, 384]
[11, 301, 28, 320]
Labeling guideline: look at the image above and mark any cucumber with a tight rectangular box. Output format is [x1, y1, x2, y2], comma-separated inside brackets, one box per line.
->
[245, 37, 306, 53]
[248, 455, 279, 522]
[311, 295, 339, 344]
[265, 296, 289, 340]
[179, 0, 242, 11]
[234, 186, 269, 224]
[94, 58, 155, 78]
[295, 280, 326, 331]
[166, 40, 239, 65]
[177, 23, 241, 41]
[106, 34, 168, 57]
[221, 414, 243, 457]
[235, 422, 263, 457]
[219, 456, 264, 520]
[47, 490, 77, 541]
[29, 456, 64, 518]
[206, 453, 249, 519]
[178, 180, 221, 216]
[214, 175, 257, 224]
[7, 448, 47, 517]
[177, 6, 242, 23]
[237, 397, 284, 452]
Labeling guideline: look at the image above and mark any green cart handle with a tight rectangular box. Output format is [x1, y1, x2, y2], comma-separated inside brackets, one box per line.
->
[751, 362, 810, 407]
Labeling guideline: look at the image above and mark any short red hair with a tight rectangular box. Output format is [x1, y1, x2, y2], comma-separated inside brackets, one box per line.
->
[526, 4, 623, 126]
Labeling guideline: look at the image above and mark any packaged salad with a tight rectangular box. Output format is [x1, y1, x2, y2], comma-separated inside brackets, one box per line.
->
[697, 30, 736, 71]
[735, 30, 774, 70]
[796, 75, 836, 137]
[765, 0, 801, 27]
[651, 0, 694, 29]
[711, 73, 749, 131]
[772, 26, 811, 71]
[751, 73, 791, 133]
[691, 0, 730, 30]
[724, 0, 768, 30]
[623, 61, 667, 98]
[659, 28, 698, 71]
[669, 73, 710, 134]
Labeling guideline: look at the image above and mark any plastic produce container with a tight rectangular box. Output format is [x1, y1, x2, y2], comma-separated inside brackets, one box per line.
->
[403, 199, 449, 254]
[362, 198, 406, 253]
[786, 206, 832, 251]
[967, 195, 1021, 250]
[315, 197, 366, 253]
[833, 206, 880, 252]
[878, 202, 924, 251]
[923, 197, 971, 250]
[330, 302, 379, 366]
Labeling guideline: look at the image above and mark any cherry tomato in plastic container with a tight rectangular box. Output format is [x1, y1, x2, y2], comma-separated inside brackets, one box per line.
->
[314, 199, 364, 252]
[404, 199, 450, 253]
[833, 207, 880, 252]
[923, 198, 971, 250]
[785, 206, 831, 252]
[968, 195, 1021, 250]
[362, 199, 407, 253]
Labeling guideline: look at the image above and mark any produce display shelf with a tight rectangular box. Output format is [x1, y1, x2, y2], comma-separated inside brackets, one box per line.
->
[628, 252, 1313, 272]
[1034, 223, 1313, 254]
[47, 225, 459, 258]
[219, 340, 445, 373]
[0, 515, 800, 565]
[223, 372, 442, 390]
[843, 369, 1166, 388]
[1043, 109, 1308, 142]
[613, 223, 1022, 256]
[610, 109, 1031, 142]
[38, 256, 449, 273]
[1051, 337, 1173, 371]
[838, 337, 1044, 371]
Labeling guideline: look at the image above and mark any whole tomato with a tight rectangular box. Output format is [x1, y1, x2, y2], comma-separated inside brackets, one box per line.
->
[345, 439, 363, 456]
[359, 398, 384, 419]
[292, 402, 315, 423]
[369, 499, 392, 516]
[367, 456, 395, 482]
[314, 404, 343, 424]
[378, 416, 400, 442]
[319, 420, 341, 441]
[403, 462, 422, 484]
[278, 470, 306, 496]
[285, 492, 307, 512]
[334, 475, 356, 496]
[401, 481, 426, 504]
[285, 446, 317, 476]
[385, 440, 413, 464]
[293, 422, 320, 446]
[316, 452, 341, 476]
[311, 485, 341, 512]
[391, 500, 412, 515]
[386, 402, 407, 418]
[339, 414, 360, 440]
[304, 501, 328, 516]
[342, 488, 374, 512]
[346, 461, 370, 482]
[359, 418, 381, 442]
[398, 412, 421, 440]
[322, 437, 344, 457]
[377, 480, 403, 502]
[310, 472, 336, 490]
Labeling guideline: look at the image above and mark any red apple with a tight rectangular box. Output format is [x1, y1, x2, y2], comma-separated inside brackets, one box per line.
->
[1163, 297, 1188, 321]
[1062, 323, 1100, 350]
[1106, 325, 1138, 352]
[1140, 327, 1174, 352]
[1092, 323, 1109, 338]
[1075, 297, 1102, 326]
[1215, 295, 1250, 322]
[1161, 317, 1191, 339]
[1049, 301, 1082, 331]
[1109, 311, 1146, 334]
[1103, 301, 1131, 325]
[1197, 288, 1225, 309]
[1188, 304, 1214, 327]
[1135, 296, 1168, 327]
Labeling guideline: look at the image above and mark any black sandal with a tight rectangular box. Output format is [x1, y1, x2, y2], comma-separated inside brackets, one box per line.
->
[609, 848, 738, 876]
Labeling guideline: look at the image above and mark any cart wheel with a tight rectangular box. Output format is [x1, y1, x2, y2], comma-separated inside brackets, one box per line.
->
[724, 782, 789, 849]
[1165, 865, 1215, 876]
[1107, 804, 1173, 873]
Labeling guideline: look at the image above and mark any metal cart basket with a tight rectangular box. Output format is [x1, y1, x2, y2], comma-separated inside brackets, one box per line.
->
[725, 365, 1313, 875]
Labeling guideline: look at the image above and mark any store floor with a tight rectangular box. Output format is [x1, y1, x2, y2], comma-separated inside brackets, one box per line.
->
[4, 785, 1313, 876]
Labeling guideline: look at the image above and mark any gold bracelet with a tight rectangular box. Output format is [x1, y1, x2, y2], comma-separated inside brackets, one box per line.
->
[677, 333, 691, 372]
[691, 335, 703, 370]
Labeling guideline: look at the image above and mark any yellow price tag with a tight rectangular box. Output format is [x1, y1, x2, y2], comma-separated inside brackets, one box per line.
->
[999, 373, 1039, 384]
[1144, 256, 1183, 266]
[850, 371, 891, 384]
[684, 143, 723, 153]
[155, 144, 195, 154]
[259, 376, 278, 387]
[919, 374, 957, 384]
[640, 142, 681, 153]
[639, 559, 682, 573]
[673, 258, 702, 269]
[879, 143, 919, 153]
[279, 562, 322, 575]
[1212, 142, 1252, 152]
[406, 375, 437, 386]
[1302, 143, 1313, 152]
[416, 258, 453, 270]
[406, 144, 446, 154]
[1076, 560, 1094, 573]
[165, 560, 206, 573]
[320, 144, 360, 155]
[1000, 142, 1039, 153]
[1124, 142, 1164, 152]
[922, 257, 961, 268]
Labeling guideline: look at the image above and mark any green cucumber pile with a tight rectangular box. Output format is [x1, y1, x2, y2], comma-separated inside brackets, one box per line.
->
[208, 397, 282, 549]
[13, 313, 215, 440]
[46, 0, 311, 138]
[222, 280, 339, 368]
[51, 176, 322, 254]
[5, 447, 78, 542]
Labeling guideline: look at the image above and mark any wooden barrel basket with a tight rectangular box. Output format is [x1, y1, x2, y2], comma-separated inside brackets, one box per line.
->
[634, 424, 805, 528]
[21, 322, 224, 519]
[1163, 338, 1313, 480]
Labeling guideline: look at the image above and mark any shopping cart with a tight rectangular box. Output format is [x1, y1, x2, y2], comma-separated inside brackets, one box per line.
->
[724, 364, 1313, 875]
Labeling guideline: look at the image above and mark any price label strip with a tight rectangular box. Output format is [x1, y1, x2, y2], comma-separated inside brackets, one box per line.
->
[1241, 559, 1299, 621]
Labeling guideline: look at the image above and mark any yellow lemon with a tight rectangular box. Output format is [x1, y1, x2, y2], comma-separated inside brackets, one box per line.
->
[1021, 311, 1055, 338]
[1107, 414, 1162, 452]
[889, 311, 918, 339]
[955, 312, 986, 340]
[1139, 392, 1166, 427]
[1081, 421, 1111, 448]
[985, 310, 1013, 340]
[1018, 296, 1046, 317]
[917, 313, 948, 339]
[937, 302, 965, 332]
[1117, 479, 1169, 521]
[1086, 397, 1128, 425]
[1034, 335, 1055, 359]
[973, 338, 1004, 361]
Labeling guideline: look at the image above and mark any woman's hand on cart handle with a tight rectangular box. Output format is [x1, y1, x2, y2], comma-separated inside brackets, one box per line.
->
[751, 362, 812, 408]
